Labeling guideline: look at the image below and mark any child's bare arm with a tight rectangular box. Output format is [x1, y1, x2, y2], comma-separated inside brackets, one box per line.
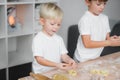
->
[35, 56, 70, 70]
[81, 35, 110, 48]
[35, 56, 57, 67]
[81, 34, 120, 48]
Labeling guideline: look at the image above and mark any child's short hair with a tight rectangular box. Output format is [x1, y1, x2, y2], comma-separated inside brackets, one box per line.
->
[88, 0, 108, 2]
[40, 3, 63, 20]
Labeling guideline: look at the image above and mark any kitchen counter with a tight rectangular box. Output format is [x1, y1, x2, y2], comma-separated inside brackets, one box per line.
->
[18, 51, 120, 80]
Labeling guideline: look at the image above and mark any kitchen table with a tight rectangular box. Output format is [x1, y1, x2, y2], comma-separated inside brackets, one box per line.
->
[18, 51, 120, 80]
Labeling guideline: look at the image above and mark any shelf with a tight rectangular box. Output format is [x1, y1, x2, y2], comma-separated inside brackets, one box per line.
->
[0, 0, 5, 4]
[7, 4, 34, 36]
[35, 0, 58, 3]
[0, 0, 59, 68]
[0, 3, 5, 5]
[7, 2, 34, 5]
[34, 4, 42, 33]
[7, 0, 34, 3]
[8, 51, 33, 67]
[0, 5, 6, 39]
[8, 29, 33, 38]
[8, 35, 33, 67]
[34, 20, 42, 33]
[0, 1, 59, 80]
[0, 39, 7, 69]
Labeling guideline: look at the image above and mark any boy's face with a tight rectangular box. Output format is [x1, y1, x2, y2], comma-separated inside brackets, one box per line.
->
[40, 18, 62, 36]
[86, 0, 107, 15]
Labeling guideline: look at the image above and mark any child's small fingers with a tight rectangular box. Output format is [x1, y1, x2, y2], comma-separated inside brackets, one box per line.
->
[62, 63, 68, 67]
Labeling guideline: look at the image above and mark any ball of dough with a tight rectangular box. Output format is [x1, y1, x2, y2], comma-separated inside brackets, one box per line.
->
[68, 69, 77, 76]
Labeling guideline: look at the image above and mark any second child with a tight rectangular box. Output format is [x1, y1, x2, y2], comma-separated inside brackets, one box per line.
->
[74, 0, 120, 62]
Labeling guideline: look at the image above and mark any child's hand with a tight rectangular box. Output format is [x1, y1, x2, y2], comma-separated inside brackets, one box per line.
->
[68, 59, 77, 69]
[55, 63, 70, 70]
[110, 35, 119, 39]
[108, 36, 120, 46]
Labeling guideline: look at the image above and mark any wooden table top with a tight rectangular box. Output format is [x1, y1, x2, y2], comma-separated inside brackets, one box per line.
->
[18, 51, 120, 80]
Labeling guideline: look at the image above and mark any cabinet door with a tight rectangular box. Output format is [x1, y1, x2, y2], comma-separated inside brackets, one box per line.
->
[0, 69, 6, 80]
[9, 62, 32, 80]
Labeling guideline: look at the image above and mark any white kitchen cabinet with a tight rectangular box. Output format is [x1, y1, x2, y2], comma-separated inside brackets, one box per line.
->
[0, 0, 58, 80]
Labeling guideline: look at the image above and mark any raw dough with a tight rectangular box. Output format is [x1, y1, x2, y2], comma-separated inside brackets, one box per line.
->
[90, 69, 109, 76]
[68, 69, 77, 76]
[52, 73, 69, 80]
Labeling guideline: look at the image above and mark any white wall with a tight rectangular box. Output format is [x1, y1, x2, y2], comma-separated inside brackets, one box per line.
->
[58, 0, 120, 46]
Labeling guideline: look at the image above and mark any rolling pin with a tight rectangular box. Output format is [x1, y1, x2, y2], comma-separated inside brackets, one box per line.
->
[30, 72, 52, 80]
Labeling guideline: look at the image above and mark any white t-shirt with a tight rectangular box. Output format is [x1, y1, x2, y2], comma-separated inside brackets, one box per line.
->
[74, 11, 110, 62]
[32, 31, 68, 73]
